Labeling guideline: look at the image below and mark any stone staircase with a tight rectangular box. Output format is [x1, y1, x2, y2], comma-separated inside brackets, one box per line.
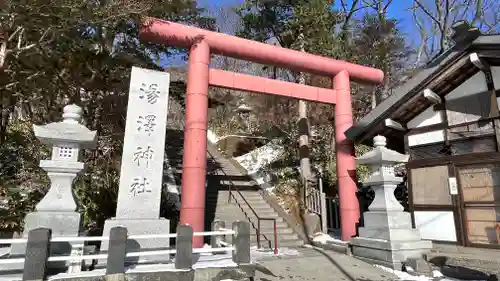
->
[164, 128, 304, 249]
[205, 145, 304, 248]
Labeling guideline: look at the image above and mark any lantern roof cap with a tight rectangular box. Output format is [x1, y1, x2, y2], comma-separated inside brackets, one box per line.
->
[356, 135, 409, 165]
[33, 104, 97, 148]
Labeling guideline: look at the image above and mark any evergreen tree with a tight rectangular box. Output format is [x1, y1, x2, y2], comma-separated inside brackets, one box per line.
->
[0, 0, 214, 232]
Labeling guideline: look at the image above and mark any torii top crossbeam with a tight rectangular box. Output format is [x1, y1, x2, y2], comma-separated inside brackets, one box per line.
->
[139, 18, 383, 247]
[141, 20, 384, 84]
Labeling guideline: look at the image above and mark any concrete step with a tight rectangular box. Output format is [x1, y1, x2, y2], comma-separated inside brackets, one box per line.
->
[214, 218, 290, 230]
[214, 198, 269, 207]
[276, 239, 304, 247]
[250, 238, 304, 248]
[245, 213, 280, 220]
[250, 238, 303, 247]
[216, 202, 271, 210]
[255, 227, 295, 235]
[235, 195, 266, 201]
[219, 180, 256, 187]
[246, 224, 294, 233]
[237, 204, 275, 211]
[217, 169, 244, 176]
[207, 193, 263, 201]
[230, 190, 262, 195]
[251, 233, 299, 241]
[225, 199, 268, 207]
[231, 198, 267, 205]
[242, 215, 285, 223]
[241, 211, 279, 219]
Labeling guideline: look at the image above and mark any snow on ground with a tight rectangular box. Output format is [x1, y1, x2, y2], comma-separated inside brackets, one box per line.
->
[374, 265, 488, 281]
[312, 233, 347, 245]
[251, 246, 301, 260]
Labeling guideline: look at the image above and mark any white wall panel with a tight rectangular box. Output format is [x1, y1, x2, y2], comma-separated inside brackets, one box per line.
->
[414, 211, 457, 242]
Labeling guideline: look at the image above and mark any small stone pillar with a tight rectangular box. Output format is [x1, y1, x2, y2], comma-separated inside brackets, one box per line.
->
[10, 104, 97, 259]
[350, 135, 432, 270]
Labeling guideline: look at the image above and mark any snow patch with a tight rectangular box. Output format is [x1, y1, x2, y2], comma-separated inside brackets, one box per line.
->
[207, 130, 219, 144]
[250, 246, 300, 260]
[234, 142, 283, 174]
[199, 243, 214, 256]
[312, 233, 347, 245]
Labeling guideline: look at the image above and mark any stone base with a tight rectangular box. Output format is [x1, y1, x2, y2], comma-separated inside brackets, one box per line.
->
[101, 218, 171, 265]
[353, 255, 404, 271]
[358, 227, 422, 241]
[4, 211, 81, 272]
[350, 236, 432, 270]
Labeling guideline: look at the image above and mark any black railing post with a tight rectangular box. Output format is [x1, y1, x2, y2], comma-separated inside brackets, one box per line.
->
[106, 226, 128, 279]
[22, 228, 51, 281]
[257, 219, 261, 248]
[273, 220, 278, 255]
[175, 224, 193, 270]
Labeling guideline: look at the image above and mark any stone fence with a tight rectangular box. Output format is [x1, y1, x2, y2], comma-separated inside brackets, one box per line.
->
[0, 220, 250, 281]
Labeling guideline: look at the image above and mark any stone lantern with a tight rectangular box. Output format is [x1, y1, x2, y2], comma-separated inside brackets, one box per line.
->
[10, 104, 97, 257]
[350, 135, 432, 270]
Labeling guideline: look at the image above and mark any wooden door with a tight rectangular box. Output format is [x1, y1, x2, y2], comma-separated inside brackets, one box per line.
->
[457, 163, 500, 247]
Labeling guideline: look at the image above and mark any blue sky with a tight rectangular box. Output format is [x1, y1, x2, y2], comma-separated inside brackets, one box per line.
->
[166, 0, 417, 67]
[200, 0, 417, 36]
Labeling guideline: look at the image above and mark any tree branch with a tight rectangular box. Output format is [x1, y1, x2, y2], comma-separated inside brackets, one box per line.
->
[413, 0, 441, 26]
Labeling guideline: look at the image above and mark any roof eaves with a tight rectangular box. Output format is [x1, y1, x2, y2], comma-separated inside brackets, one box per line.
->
[471, 34, 500, 46]
[345, 50, 463, 141]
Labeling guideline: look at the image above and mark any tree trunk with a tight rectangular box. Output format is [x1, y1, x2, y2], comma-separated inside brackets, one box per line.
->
[297, 34, 312, 200]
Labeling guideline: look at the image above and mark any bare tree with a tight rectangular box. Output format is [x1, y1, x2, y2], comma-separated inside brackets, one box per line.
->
[411, 0, 500, 64]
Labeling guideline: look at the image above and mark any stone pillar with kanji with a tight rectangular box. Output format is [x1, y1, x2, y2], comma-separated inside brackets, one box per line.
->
[10, 104, 97, 261]
[101, 67, 171, 265]
[350, 135, 432, 270]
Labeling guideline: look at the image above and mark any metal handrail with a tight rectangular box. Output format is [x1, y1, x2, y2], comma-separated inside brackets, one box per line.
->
[207, 150, 278, 254]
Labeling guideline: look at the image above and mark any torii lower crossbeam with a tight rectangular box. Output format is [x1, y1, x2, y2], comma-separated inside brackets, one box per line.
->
[140, 19, 384, 247]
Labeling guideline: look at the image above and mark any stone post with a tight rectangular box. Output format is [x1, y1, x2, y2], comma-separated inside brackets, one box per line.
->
[22, 228, 52, 281]
[232, 221, 250, 264]
[175, 225, 193, 270]
[350, 135, 432, 270]
[10, 104, 97, 266]
[101, 67, 171, 264]
[210, 220, 226, 248]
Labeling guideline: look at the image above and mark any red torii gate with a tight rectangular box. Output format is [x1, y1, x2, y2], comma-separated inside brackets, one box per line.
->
[139, 19, 384, 247]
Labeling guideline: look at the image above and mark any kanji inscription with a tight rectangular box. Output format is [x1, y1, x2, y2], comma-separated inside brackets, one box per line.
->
[133, 145, 154, 168]
[130, 177, 152, 196]
[137, 115, 157, 136]
[139, 83, 160, 104]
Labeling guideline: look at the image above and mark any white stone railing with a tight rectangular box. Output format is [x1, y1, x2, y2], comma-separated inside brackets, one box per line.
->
[0, 221, 250, 279]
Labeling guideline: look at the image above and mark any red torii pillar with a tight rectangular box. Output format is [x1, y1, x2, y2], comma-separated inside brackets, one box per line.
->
[140, 19, 384, 247]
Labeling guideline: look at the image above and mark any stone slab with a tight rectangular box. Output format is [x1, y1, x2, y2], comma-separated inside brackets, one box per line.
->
[45, 270, 195, 281]
[353, 255, 404, 271]
[114, 66, 170, 219]
[10, 211, 81, 256]
[100, 218, 170, 264]
[350, 237, 432, 251]
[351, 237, 432, 270]
[3, 211, 81, 272]
[405, 257, 433, 276]
[363, 211, 412, 228]
[358, 227, 422, 241]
